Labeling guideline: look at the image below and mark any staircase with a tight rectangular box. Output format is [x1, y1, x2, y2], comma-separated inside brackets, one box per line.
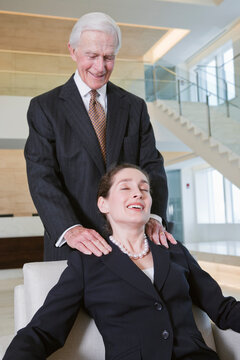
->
[147, 99, 240, 188]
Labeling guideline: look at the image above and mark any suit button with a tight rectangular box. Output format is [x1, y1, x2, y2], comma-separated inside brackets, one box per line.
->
[154, 302, 163, 311]
[162, 330, 169, 340]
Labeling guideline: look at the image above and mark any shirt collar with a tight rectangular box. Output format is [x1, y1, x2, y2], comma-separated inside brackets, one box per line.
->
[74, 70, 107, 99]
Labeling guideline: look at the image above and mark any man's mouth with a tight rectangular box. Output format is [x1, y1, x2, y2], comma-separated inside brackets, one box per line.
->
[89, 72, 106, 79]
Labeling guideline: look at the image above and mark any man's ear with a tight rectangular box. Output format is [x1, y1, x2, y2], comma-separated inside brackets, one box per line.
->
[97, 196, 109, 214]
[68, 43, 77, 61]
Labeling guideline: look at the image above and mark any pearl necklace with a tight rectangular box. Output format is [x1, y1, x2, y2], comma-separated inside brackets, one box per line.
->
[109, 234, 149, 259]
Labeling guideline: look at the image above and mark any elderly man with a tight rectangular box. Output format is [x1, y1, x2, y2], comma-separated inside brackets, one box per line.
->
[25, 12, 175, 261]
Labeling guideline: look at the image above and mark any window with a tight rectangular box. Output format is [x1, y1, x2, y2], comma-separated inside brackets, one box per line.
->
[206, 59, 218, 106]
[223, 48, 235, 100]
[195, 168, 240, 224]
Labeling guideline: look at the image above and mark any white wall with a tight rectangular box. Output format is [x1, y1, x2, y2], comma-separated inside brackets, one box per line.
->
[0, 217, 44, 238]
[181, 166, 196, 243]
[0, 96, 31, 139]
[179, 159, 240, 243]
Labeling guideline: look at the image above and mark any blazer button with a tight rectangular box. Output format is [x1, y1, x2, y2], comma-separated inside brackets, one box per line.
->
[154, 302, 163, 311]
[162, 330, 169, 340]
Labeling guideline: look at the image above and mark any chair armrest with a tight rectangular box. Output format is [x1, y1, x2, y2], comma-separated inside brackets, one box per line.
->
[192, 305, 216, 351]
[14, 284, 27, 333]
[0, 335, 14, 360]
[212, 324, 240, 360]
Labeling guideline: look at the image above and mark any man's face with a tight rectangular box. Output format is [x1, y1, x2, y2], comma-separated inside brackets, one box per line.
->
[68, 30, 116, 90]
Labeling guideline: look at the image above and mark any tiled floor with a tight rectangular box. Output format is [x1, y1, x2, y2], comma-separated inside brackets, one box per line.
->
[186, 240, 240, 257]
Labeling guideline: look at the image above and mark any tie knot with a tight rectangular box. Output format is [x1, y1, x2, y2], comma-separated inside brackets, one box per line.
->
[90, 89, 97, 101]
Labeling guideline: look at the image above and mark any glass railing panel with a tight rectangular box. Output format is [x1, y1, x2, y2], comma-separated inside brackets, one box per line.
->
[113, 64, 240, 157]
[209, 100, 240, 156]
[179, 81, 210, 134]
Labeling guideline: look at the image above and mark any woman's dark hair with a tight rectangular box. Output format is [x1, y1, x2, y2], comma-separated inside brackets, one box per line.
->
[97, 163, 150, 235]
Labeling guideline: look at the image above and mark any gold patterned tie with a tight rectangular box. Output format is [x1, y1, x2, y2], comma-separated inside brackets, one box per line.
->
[88, 90, 106, 163]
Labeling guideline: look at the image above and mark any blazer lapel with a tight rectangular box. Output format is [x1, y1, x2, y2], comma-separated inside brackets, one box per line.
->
[149, 241, 170, 294]
[102, 241, 162, 300]
[106, 82, 129, 168]
[102, 239, 171, 300]
[59, 76, 105, 175]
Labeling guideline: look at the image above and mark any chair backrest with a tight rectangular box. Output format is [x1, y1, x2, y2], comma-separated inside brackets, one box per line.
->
[15, 260, 216, 359]
[17, 261, 105, 360]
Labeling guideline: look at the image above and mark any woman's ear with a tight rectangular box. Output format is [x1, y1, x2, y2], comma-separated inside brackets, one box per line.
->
[97, 196, 109, 214]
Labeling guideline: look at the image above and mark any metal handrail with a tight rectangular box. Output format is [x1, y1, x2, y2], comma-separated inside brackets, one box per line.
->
[195, 66, 239, 91]
[153, 63, 240, 113]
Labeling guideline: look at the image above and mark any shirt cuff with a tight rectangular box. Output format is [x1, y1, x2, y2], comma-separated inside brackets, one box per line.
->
[55, 224, 81, 247]
[150, 214, 163, 225]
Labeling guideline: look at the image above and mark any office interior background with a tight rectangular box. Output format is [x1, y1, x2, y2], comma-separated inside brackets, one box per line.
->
[0, 0, 239, 340]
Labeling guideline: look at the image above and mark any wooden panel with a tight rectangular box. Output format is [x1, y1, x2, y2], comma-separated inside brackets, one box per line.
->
[0, 71, 71, 96]
[0, 13, 73, 54]
[0, 149, 36, 216]
[0, 12, 167, 59]
[0, 51, 75, 74]
[0, 236, 43, 269]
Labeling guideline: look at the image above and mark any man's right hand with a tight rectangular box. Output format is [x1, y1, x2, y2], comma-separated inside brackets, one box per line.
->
[64, 225, 112, 256]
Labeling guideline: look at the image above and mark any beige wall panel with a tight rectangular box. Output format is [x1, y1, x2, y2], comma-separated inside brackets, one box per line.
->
[0, 52, 15, 70]
[0, 13, 168, 60]
[112, 60, 144, 80]
[0, 72, 70, 96]
[0, 52, 75, 74]
[0, 13, 73, 54]
[0, 150, 36, 216]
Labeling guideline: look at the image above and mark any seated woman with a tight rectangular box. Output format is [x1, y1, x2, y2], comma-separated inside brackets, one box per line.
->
[3, 164, 240, 360]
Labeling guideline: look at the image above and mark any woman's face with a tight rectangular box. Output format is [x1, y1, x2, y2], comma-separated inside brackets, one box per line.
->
[98, 168, 152, 229]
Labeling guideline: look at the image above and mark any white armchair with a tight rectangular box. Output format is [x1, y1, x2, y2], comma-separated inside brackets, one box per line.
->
[0, 260, 239, 359]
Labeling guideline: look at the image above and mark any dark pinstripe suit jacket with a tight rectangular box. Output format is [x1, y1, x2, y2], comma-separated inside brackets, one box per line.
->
[24, 75, 168, 260]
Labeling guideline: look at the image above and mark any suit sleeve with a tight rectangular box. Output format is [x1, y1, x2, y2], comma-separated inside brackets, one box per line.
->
[138, 100, 168, 224]
[3, 251, 84, 359]
[24, 97, 80, 243]
[180, 243, 240, 332]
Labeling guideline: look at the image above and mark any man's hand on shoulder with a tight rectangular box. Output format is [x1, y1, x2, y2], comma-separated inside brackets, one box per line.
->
[146, 218, 177, 248]
[65, 225, 112, 256]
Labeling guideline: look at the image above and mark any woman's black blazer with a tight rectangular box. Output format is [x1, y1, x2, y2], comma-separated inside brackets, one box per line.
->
[3, 240, 240, 360]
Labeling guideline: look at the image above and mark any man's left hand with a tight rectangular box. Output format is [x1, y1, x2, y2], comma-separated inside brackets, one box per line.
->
[145, 218, 177, 248]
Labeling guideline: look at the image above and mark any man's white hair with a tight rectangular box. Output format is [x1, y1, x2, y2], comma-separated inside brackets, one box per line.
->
[69, 12, 121, 54]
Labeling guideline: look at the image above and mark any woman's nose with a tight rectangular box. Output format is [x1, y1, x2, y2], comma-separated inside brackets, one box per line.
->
[133, 191, 142, 199]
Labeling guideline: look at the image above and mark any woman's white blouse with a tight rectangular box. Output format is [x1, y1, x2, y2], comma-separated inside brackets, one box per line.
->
[142, 267, 154, 283]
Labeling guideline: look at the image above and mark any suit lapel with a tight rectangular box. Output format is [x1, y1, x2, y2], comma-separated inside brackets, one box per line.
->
[102, 238, 170, 300]
[149, 241, 170, 294]
[59, 76, 105, 175]
[106, 82, 129, 168]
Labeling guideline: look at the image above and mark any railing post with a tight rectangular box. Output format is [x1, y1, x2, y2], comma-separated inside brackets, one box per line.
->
[152, 65, 157, 101]
[224, 80, 230, 118]
[206, 95, 211, 137]
[177, 79, 182, 116]
[196, 71, 200, 102]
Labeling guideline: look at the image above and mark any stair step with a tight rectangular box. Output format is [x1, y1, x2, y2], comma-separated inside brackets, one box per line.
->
[148, 101, 240, 188]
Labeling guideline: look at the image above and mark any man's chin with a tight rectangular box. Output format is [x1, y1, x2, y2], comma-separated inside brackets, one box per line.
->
[87, 75, 109, 89]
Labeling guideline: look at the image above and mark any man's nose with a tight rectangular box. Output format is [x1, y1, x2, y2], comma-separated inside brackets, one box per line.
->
[95, 57, 105, 72]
